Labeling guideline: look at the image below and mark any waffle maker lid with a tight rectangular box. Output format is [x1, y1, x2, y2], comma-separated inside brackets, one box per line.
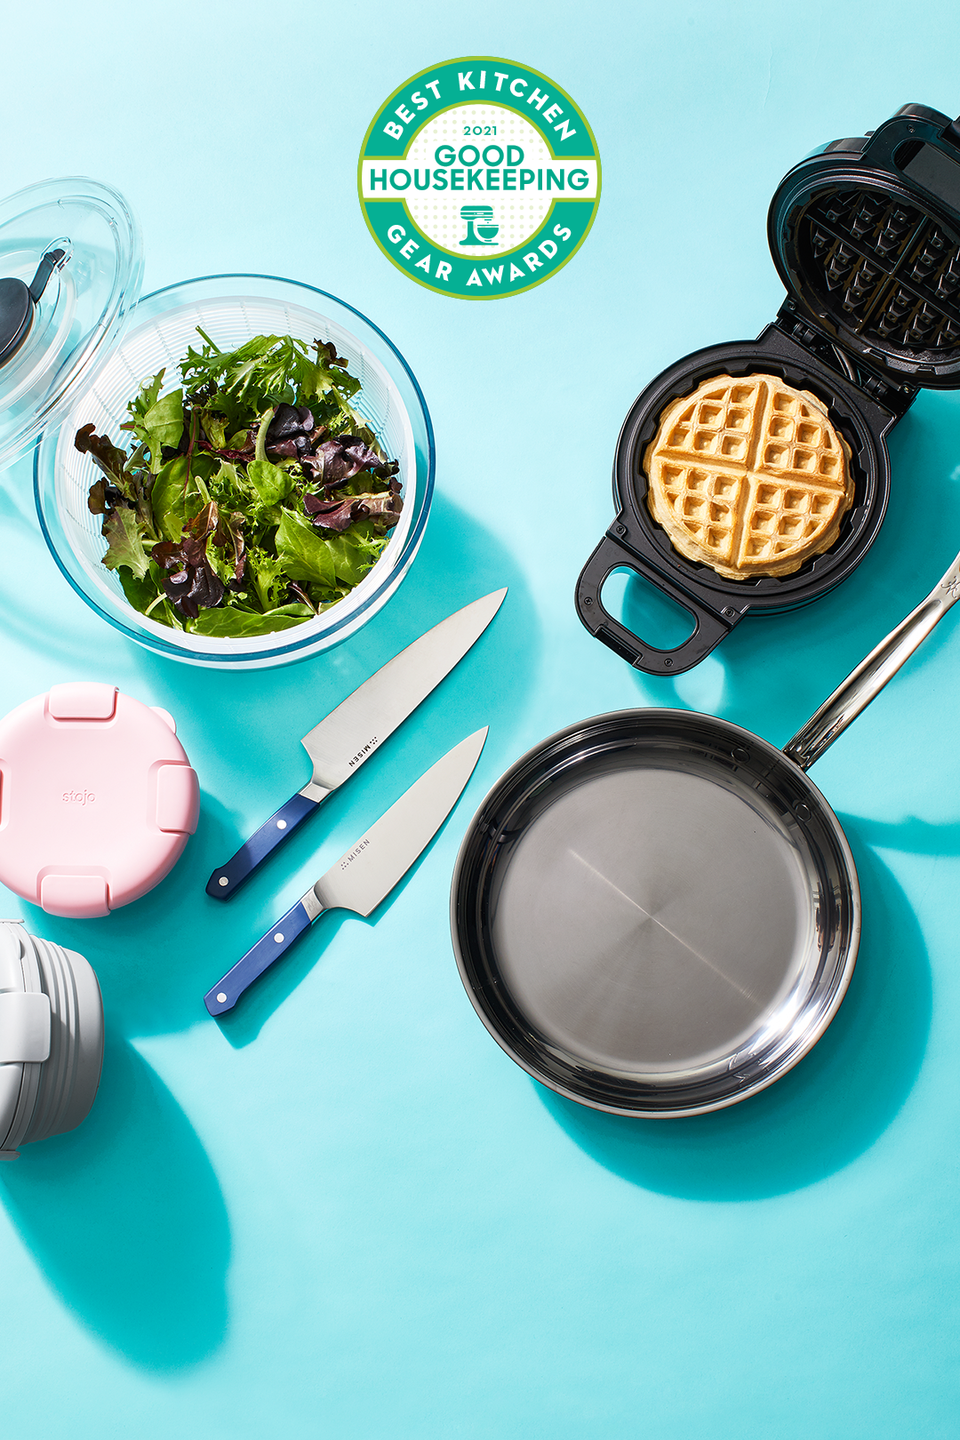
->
[768, 103, 960, 392]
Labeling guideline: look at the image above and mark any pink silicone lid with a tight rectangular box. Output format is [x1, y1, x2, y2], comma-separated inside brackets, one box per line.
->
[0, 682, 199, 918]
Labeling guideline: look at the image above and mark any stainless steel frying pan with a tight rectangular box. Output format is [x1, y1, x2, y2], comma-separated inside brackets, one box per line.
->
[452, 549, 960, 1116]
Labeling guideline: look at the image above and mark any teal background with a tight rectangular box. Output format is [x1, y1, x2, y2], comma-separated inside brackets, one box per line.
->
[3, 2, 960, 1436]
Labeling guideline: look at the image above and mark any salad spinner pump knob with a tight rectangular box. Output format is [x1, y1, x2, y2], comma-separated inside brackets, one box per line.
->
[0, 246, 68, 366]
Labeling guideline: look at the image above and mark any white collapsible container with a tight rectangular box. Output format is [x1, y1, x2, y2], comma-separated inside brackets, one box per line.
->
[0, 921, 103, 1158]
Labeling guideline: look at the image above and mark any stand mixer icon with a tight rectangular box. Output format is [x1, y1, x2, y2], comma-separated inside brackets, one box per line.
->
[460, 205, 499, 246]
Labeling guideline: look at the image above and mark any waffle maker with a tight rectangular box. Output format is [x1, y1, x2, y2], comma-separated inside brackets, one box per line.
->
[576, 103, 960, 675]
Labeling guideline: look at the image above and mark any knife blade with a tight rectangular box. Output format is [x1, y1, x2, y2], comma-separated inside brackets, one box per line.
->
[203, 726, 488, 1015]
[205, 589, 506, 899]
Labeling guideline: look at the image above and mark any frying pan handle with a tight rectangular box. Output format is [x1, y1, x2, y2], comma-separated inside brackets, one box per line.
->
[575, 533, 736, 676]
[784, 549, 960, 771]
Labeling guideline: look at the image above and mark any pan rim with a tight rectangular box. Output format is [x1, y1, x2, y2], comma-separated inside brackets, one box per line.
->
[450, 708, 861, 1118]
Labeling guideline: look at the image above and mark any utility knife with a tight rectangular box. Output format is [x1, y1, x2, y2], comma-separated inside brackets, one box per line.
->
[206, 588, 505, 899]
[204, 727, 488, 1015]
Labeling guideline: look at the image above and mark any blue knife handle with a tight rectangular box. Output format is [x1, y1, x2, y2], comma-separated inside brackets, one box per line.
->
[203, 901, 316, 1015]
[206, 792, 320, 899]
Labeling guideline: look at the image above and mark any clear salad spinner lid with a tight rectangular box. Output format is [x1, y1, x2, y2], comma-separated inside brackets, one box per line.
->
[8, 177, 433, 669]
[0, 177, 143, 469]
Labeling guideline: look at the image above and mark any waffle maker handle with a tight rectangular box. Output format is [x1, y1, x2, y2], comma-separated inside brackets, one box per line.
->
[575, 532, 736, 676]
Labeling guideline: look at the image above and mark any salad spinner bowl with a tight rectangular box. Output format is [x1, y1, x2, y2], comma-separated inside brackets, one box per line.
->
[35, 274, 434, 669]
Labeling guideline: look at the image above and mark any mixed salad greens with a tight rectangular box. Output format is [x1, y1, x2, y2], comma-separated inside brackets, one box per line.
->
[75, 331, 402, 638]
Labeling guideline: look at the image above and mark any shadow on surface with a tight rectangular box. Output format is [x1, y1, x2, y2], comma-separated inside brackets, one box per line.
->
[214, 907, 351, 1048]
[0, 1034, 230, 1370]
[117, 489, 535, 1042]
[24, 794, 243, 1039]
[0, 452, 120, 666]
[852, 814, 960, 855]
[539, 837, 931, 1199]
[130, 488, 536, 794]
[214, 789, 470, 1047]
[613, 397, 960, 740]
[18, 490, 534, 1043]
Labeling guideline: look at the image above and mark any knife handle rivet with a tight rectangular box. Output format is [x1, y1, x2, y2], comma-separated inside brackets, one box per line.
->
[274, 933, 285, 943]
[276, 819, 287, 829]
[218, 876, 229, 887]
[217, 993, 227, 1004]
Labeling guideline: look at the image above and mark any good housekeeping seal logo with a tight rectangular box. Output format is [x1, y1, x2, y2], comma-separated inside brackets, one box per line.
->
[359, 58, 601, 299]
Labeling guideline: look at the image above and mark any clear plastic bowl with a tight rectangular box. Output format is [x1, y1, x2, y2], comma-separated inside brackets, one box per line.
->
[35, 274, 434, 669]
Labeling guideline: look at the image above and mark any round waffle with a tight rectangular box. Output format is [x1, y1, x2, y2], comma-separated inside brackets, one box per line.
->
[643, 374, 854, 580]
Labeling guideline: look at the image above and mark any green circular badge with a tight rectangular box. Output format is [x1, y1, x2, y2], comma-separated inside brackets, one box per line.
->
[358, 58, 601, 299]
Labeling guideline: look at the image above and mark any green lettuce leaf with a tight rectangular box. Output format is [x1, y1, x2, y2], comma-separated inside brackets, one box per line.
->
[101, 506, 151, 579]
[151, 453, 217, 541]
[142, 388, 184, 468]
[151, 456, 190, 542]
[123, 372, 184, 471]
[117, 566, 182, 629]
[247, 457, 294, 507]
[276, 510, 337, 589]
[199, 409, 228, 450]
[245, 547, 288, 611]
[323, 521, 389, 586]
[189, 604, 312, 637]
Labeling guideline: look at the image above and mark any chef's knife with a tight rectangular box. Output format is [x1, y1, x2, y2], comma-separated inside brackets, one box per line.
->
[206, 589, 505, 899]
[204, 726, 488, 1015]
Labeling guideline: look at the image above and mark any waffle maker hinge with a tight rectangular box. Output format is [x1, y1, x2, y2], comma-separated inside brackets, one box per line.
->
[773, 299, 918, 423]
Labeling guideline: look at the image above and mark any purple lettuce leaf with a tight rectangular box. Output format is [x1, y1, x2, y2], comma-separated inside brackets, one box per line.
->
[152, 501, 225, 619]
[300, 435, 399, 488]
[303, 483, 403, 533]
